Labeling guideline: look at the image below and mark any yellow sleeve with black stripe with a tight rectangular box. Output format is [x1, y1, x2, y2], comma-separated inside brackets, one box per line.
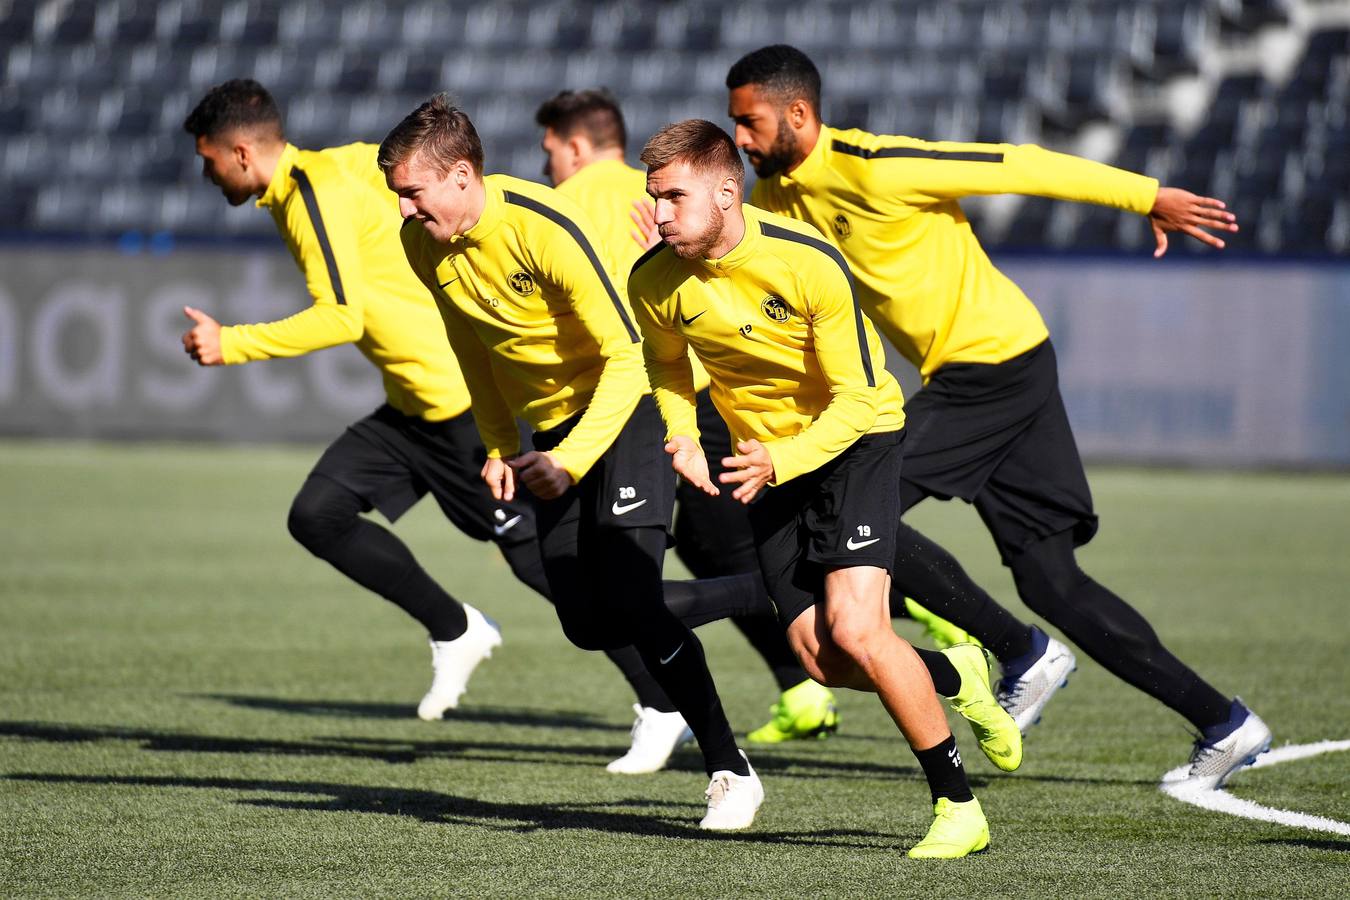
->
[220, 167, 364, 361]
[629, 245, 702, 445]
[833, 136, 1159, 212]
[755, 222, 886, 483]
[504, 188, 646, 481]
[400, 224, 522, 459]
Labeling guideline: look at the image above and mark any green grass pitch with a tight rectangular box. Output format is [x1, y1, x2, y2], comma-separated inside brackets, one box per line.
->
[1, 440, 1347, 898]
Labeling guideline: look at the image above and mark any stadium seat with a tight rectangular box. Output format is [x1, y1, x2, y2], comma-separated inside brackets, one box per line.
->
[0, 0, 1338, 253]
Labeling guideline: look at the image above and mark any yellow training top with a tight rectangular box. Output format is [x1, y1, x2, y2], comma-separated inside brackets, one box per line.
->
[400, 174, 646, 482]
[555, 158, 649, 274]
[629, 204, 905, 486]
[750, 125, 1159, 380]
[557, 157, 714, 394]
[223, 142, 471, 421]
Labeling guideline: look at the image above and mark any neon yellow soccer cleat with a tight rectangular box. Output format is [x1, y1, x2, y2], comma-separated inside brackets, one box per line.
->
[907, 797, 990, 859]
[904, 597, 981, 650]
[942, 644, 1022, 772]
[746, 679, 839, 744]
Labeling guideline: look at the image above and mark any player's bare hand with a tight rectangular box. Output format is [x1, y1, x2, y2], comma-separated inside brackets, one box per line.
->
[1149, 187, 1239, 258]
[720, 439, 774, 504]
[508, 450, 572, 500]
[181, 306, 224, 366]
[666, 435, 719, 496]
[630, 199, 661, 251]
[482, 456, 515, 502]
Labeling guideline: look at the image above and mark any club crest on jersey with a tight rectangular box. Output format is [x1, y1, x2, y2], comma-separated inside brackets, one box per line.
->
[761, 295, 792, 323]
[832, 213, 852, 239]
[508, 270, 536, 296]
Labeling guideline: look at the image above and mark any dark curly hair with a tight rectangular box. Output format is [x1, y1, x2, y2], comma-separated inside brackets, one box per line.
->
[183, 78, 284, 140]
[725, 45, 822, 114]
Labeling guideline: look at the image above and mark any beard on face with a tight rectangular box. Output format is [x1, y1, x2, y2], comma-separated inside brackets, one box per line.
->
[665, 198, 725, 260]
[748, 116, 799, 178]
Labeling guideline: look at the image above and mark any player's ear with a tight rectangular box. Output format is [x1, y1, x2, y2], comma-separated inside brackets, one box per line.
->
[567, 134, 588, 164]
[717, 174, 739, 210]
[453, 159, 471, 188]
[232, 138, 251, 171]
[786, 99, 810, 130]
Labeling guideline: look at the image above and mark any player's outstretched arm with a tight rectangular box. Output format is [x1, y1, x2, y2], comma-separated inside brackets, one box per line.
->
[182, 306, 224, 366]
[1149, 187, 1240, 258]
[666, 435, 719, 497]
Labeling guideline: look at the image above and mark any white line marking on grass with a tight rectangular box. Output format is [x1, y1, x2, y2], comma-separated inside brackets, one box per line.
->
[1161, 740, 1350, 836]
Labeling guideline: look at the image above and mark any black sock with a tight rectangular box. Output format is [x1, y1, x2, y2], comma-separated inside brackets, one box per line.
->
[892, 523, 1034, 662]
[913, 735, 974, 804]
[636, 628, 748, 776]
[732, 616, 807, 691]
[382, 552, 469, 641]
[606, 646, 676, 712]
[288, 476, 468, 641]
[914, 647, 961, 697]
[593, 527, 747, 777]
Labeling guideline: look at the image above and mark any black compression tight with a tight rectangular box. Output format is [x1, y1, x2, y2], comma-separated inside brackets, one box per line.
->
[889, 522, 1035, 662]
[1009, 529, 1232, 729]
[542, 525, 745, 775]
[288, 475, 470, 641]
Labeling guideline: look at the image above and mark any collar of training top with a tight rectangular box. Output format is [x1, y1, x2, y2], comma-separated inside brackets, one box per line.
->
[256, 143, 300, 209]
[461, 177, 506, 243]
[696, 203, 762, 274]
[781, 123, 831, 185]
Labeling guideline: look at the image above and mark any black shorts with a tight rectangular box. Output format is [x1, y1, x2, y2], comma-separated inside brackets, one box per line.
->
[672, 390, 759, 577]
[310, 404, 537, 545]
[900, 339, 1097, 562]
[747, 429, 905, 627]
[530, 394, 676, 533]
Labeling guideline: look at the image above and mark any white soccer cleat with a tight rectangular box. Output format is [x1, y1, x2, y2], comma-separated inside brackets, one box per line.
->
[1166, 701, 1272, 791]
[698, 751, 764, 831]
[996, 631, 1077, 733]
[416, 604, 502, 721]
[606, 704, 695, 775]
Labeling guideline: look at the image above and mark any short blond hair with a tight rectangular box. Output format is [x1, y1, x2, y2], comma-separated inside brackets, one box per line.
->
[378, 93, 484, 176]
[640, 119, 744, 185]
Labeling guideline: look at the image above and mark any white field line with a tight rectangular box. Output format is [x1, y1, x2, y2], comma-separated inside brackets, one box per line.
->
[1160, 740, 1350, 836]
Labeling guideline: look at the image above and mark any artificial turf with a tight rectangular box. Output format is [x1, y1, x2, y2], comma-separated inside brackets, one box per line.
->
[1, 440, 1346, 898]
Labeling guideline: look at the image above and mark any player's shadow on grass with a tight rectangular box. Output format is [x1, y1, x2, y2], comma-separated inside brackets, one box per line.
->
[5, 773, 901, 849]
[1259, 837, 1350, 853]
[0, 720, 915, 780]
[0, 720, 1152, 787]
[199, 694, 626, 732]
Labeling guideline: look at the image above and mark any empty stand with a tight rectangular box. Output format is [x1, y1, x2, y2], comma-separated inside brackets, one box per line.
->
[0, 0, 1343, 254]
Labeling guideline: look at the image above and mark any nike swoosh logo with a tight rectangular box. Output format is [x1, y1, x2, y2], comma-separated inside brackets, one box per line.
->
[680, 311, 705, 326]
[437, 277, 459, 288]
[492, 514, 522, 536]
[611, 499, 648, 515]
[659, 642, 684, 665]
[845, 536, 881, 550]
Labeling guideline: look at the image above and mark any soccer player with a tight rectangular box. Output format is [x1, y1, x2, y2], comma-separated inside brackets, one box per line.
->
[534, 88, 840, 746]
[630, 119, 1017, 858]
[381, 95, 763, 829]
[724, 45, 1271, 788]
[178, 82, 714, 770]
